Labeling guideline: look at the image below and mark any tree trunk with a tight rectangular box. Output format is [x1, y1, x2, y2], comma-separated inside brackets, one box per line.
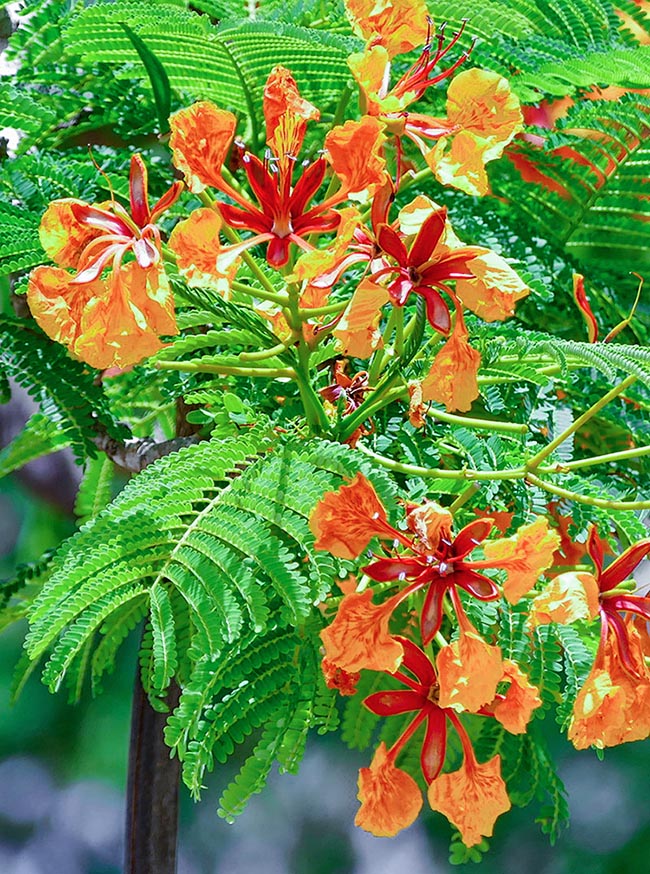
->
[124, 667, 181, 874]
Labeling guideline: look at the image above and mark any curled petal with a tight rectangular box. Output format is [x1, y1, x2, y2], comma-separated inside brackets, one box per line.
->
[436, 625, 503, 713]
[170, 102, 237, 193]
[39, 199, 103, 269]
[264, 65, 319, 156]
[321, 658, 360, 696]
[28, 265, 102, 351]
[309, 472, 390, 559]
[356, 743, 423, 838]
[405, 501, 453, 552]
[321, 590, 404, 674]
[427, 753, 511, 847]
[492, 659, 542, 734]
[456, 250, 530, 322]
[529, 572, 600, 627]
[333, 279, 389, 358]
[325, 117, 388, 198]
[345, 0, 430, 58]
[421, 310, 481, 412]
[483, 518, 560, 604]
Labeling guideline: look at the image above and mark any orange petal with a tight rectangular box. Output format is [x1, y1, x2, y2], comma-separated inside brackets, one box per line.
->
[28, 265, 101, 351]
[345, 0, 430, 58]
[426, 132, 492, 197]
[455, 250, 530, 322]
[427, 752, 511, 847]
[436, 626, 504, 713]
[264, 65, 319, 157]
[356, 743, 423, 837]
[447, 68, 523, 150]
[325, 116, 387, 198]
[421, 313, 481, 412]
[492, 659, 542, 734]
[483, 518, 560, 605]
[39, 199, 103, 269]
[290, 206, 361, 285]
[170, 101, 237, 193]
[333, 278, 389, 358]
[321, 657, 360, 696]
[321, 589, 404, 673]
[405, 501, 453, 552]
[309, 472, 391, 559]
[169, 208, 237, 296]
[407, 380, 427, 428]
[348, 45, 408, 114]
[529, 572, 600, 627]
[119, 261, 177, 339]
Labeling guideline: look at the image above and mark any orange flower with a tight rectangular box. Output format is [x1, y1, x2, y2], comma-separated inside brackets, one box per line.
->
[492, 659, 542, 734]
[332, 279, 389, 358]
[421, 307, 481, 412]
[482, 518, 560, 604]
[169, 101, 237, 193]
[427, 69, 523, 196]
[309, 472, 392, 559]
[168, 207, 239, 296]
[436, 611, 504, 713]
[407, 380, 427, 428]
[321, 590, 405, 674]
[324, 116, 388, 198]
[28, 155, 180, 369]
[529, 572, 600, 627]
[455, 250, 530, 322]
[569, 620, 650, 750]
[355, 743, 423, 837]
[427, 750, 511, 847]
[344, 0, 430, 58]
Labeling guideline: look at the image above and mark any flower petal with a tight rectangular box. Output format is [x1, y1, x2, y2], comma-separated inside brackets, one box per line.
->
[333, 278, 389, 358]
[39, 199, 103, 269]
[492, 659, 542, 734]
[456, 250, 530, 322]
[356, 743, 423, 838]
[169, 207, 237, 296]
[325, 116, 388, 198]
[321, 590, 404, 674]
[170, 101, 237, 193]
[427, 753, 511, 847]
[421, 310, 481, 412]
[483, 518, 560, 604]
[436, 626, 504, 713]
[309, 472, 391, 559]
[345, 0, 430, 58]
[529, 572, 600, 627]
[264, 65, 319, 157]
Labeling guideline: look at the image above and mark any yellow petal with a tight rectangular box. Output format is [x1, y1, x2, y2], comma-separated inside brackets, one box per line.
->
[483, 518, 560, 604]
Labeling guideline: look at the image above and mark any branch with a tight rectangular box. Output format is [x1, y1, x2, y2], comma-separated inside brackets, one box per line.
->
[93, 432, 200, 473]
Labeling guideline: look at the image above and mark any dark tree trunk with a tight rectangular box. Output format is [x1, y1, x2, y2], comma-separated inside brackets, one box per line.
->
[124, 663, 181, 874]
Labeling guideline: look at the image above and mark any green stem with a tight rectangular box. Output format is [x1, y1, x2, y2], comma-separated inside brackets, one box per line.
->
[155, 361, 296, 378]
[355, 444, 526, 481]
[525, 374, 638, 470]
[284, 287, 330, 435]
[449, 483, 480, 514]
[340, 385, 404, 442]
[238, 341, 292, 362]
[525, 473, 650, 511]
[426, 406, 529, 435]
[298, 300, 349, 317]
[538, 443, 650, 472]
[231, 279, 289, 307]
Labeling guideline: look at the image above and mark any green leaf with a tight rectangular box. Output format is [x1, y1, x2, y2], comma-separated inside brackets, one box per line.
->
[119, 22, 172, 132]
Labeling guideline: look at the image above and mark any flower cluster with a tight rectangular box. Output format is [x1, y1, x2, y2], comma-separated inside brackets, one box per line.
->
[309, 473, 650, 844]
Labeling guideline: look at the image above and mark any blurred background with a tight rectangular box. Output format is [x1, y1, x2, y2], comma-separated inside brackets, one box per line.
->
[3, 385, 650, 874]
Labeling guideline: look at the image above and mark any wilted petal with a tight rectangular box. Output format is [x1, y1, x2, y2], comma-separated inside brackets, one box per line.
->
[321, 657, 360, 696]
[530, 572, 600, 627]
[492, 659, 542, 734]
[321, 590, 404, 674]
[456, 250, 530, 322]
[170, 101, 237, 193]
[483, 518, 560, 604]
[356, 742, 423, 837]
[427, 753, 511, 847]
[309, 472, 391, 559]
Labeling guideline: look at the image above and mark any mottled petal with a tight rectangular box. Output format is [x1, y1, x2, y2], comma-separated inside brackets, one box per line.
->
[169, 207, 237, 296]
[170, 101, 237, 193]
[326, 116, 388, 198]
[321, 590, 404, 674]
[456, 250, 530, 322]
[437, 626, 504, 713]
[356, 743, 423, 838]
[264, 65, 319, 157]
[483, 518, 560, 605]
[345, 0, 430, 58]
[427, 753, 511, 847]
[492, 659, 542, 734]
[39, 199, 103, 269]
[529, 572, 600, 627]
[333, 279, 389, 358]
[309, 472, 391, 559]
[421, 310, 481, 412]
